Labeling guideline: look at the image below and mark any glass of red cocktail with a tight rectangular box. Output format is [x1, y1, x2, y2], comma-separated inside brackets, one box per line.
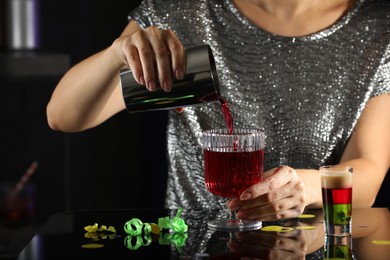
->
[202, 128, 265, 231]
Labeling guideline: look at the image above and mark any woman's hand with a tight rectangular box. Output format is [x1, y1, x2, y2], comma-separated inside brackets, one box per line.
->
[228, 166, 307, 221]
[113, 21, 186, 92]
[225, 213, 325, 259]
[47, 21, 186, 132]
[226, 229, 308, 259]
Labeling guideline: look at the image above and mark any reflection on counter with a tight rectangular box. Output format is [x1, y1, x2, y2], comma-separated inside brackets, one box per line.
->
[16, 208, 390, 260]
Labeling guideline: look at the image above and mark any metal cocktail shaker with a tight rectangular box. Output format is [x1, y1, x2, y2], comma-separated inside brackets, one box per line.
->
[120, 44, 221, 112]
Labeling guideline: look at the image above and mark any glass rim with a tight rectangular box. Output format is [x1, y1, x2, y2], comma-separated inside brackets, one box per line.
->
[319, 165, 353, 174]
[202, 128, 265, 136]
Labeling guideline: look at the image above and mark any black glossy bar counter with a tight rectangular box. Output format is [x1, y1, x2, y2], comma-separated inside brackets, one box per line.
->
[16, 208, 390, 259]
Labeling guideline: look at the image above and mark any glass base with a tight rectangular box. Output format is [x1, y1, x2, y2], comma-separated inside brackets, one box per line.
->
[325, 223, 352, 236]
[207, 218, 262, 231]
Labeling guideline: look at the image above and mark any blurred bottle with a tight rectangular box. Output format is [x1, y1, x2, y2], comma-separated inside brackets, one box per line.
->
[6, 0, 40, 50]
[0, 181, 35, 228]
[0, 1, 3, 48]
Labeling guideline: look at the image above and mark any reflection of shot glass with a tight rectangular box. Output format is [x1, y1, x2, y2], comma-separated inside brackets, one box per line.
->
[324, 235, 355, 259]
[320, 165, 353, 236]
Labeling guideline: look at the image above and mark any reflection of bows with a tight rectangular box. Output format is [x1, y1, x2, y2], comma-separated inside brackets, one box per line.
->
[84, 231, 116, 241]
[124, 208, 189, 235]
[124, 232, 188, 253]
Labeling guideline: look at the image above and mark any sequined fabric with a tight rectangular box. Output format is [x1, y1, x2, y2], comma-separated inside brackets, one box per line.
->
[128, 0, 390, 210]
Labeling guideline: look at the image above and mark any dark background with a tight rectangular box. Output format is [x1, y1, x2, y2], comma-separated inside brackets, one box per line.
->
[1, 0, 389, 233]
[1, 0, 169, 229]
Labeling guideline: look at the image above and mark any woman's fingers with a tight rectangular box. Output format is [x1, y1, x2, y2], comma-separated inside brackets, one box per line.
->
[163, 30, 185, 80]
[237, 203, 304, 221]
[227, 231, 307, 259]
[119, 29, 157, 91]
[237, 166, 295, 201]
[229, 166, 307, 221]
[146, 27, 173, 92]
[119, 26, 185, 92]
[153, 28, 185, 91]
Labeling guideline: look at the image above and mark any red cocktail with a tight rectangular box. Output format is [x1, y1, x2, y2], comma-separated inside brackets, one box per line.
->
[202, 128, 265, 231]
[204, 149, 264, 198]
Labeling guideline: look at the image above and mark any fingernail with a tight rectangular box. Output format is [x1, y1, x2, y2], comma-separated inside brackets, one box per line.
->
[240, 192, 252, 200]
[236, 211, 248, 219]
[138, 75, 145, 85]
[147, 80, 156, 92]
[163, 80, 172, 92]
[175, 107, 184, 113]
[228, 201, 241, 211]
[175, 69, 184, 80]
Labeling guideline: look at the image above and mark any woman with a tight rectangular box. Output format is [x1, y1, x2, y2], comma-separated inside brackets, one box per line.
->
[47, 0, 390, 221]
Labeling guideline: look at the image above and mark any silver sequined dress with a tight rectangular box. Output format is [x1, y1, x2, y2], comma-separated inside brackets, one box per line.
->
[129, 0, 390, 210]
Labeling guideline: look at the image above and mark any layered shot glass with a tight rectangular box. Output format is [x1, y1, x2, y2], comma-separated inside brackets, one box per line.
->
[320, 165, 353, 236]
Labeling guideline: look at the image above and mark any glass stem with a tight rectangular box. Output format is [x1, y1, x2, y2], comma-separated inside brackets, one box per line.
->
[230, 209, 244, 228]
[230, 209, 236, 220]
